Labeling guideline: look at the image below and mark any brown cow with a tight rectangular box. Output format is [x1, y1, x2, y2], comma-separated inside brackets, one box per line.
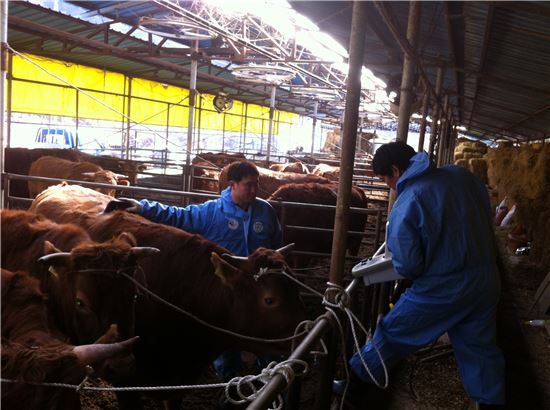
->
[30, 184, 306, 408]
[3, 148, 146, 200]
[192, 161, 220, 193]
[192, 152, 246, 168]
[1, 268, 139, 410]
[219, 164, 331, 199]
[1, 209, 158, 381]
[269, 161, 310, 174]
[28, 156, 130, 197]
[311, 163, 340, 181]
[4, 147, 82, 200]
[268, 182, 369, 267]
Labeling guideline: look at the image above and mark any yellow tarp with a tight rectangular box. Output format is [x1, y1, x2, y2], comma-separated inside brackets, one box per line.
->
[11, 53, 299, 134]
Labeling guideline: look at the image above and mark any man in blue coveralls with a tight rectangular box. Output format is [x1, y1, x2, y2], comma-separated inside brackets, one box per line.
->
[335, 142, 505, 409]
[121, 160, 283, 390]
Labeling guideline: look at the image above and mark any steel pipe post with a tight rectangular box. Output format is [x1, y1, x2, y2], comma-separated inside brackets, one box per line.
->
[0, 0, 7, 183]
[310, 100, 318, 156]
[184, 41, 198, 197]
[266, 85, 277, 166]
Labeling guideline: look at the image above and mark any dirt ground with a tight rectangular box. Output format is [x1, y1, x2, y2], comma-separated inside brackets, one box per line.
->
[78, 228, 550, 410]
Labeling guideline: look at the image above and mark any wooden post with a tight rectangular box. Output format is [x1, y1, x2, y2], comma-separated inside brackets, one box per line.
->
[329, 0, 368, 285]
[396, 1, 422, 143]
[418, 81, 430, 152]
[428, 66, 444, 159]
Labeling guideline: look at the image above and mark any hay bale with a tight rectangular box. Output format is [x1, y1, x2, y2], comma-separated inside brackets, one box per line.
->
[462, 152, 484, 160]
[455, 159, 469, 169]
[469, 158, 488, 184]
[486, 143, 550, 271]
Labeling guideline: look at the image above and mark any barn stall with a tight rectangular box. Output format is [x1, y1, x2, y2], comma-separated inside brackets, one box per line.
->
[1, 1, 550, 410]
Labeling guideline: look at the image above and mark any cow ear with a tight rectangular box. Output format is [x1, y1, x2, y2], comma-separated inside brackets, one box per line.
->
[38, 241, 71, 267]
[43, 240, 61, 255]
[211, 252, 239, 287]
[117, 179, 130, 186]
[116, 232, 137, 247]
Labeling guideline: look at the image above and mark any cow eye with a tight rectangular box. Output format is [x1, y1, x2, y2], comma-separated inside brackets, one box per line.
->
[264, 297, 274, 306]
[133, 293, 140, 302]
[75, 298, 85, 308]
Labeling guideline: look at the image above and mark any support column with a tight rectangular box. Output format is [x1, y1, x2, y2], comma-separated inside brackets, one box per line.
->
[0, 0, 7, 181]
[266, 85, 277, 166]
[329, 1, 368, 285]
[6, 50, 11, 148]
[417, 81, 430, 152]
[437, 94, 450, 167]
[184, 40, 198, 193]
[396, 1, 422, 143]
[125, 77, 132, 160]
[428, 66, 444, 159]
[310, 100, 318, 156]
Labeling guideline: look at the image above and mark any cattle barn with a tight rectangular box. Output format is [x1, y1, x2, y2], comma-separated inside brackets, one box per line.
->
[1, 1, 549, 409]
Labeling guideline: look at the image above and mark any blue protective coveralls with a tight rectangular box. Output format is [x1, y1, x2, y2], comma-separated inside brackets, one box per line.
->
[349, 152, 505, 404]
[139, 187, 283, 380]
[139, 187, 283, 256]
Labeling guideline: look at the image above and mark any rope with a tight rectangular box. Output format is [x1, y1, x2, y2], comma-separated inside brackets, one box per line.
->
[119, 270, 308, 344]
[322, 282, 389, 390]
[224, 359, 309, 410]
[0, 377, 226, 392]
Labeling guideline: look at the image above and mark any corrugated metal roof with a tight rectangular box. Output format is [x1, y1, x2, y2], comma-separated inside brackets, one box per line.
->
[7, 1, 550, 141]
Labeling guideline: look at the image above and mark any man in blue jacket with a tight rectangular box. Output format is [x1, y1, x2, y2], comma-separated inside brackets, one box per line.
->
[336, 142, 505, 409]
[121, 160, 283, 387]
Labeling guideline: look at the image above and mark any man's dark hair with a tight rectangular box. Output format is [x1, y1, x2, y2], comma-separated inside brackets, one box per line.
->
[227, 160, 259, 182]
[372, 141, 416, 176]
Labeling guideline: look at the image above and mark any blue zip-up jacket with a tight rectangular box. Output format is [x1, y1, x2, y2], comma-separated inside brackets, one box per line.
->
[388, 151, 499, 301]
[138, 187, 283, 256]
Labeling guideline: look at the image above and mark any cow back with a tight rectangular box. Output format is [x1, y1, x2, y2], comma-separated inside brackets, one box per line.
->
[28, 157, 121, 197]
[4, 148, 83, 199]
[268, 183, 368, 265]
[219, 165, 331, 198]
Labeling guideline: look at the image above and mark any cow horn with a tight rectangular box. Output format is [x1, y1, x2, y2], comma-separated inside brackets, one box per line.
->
[80, 172, 96, 177]
[38, 252, 72, 265]
[275, 243, 295, 256]
[72, 336, 139, 365]
[130, 247, 160, 258]
[221, 253, 249, 270]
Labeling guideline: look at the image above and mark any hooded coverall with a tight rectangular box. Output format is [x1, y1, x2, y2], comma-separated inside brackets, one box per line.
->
[139, 187, 283, 256]
[350, 152, 505, 404]
[139, 187, 283, 380]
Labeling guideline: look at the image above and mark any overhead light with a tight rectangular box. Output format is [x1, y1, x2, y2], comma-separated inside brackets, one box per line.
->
[230, 64, 297, 85]
[139, 16, 218, 40]
[290, 86, 341, 101]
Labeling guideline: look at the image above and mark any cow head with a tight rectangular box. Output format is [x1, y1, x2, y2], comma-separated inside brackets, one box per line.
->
[210, 244, 306, 353]
[37, 232, 158, 345]
[80, 170, 130, 196]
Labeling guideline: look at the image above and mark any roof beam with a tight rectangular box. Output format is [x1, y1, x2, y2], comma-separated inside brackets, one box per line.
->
[373, 2, 445, 117]
[445, 2, 464, 123]
[467, 3, 494, 129]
